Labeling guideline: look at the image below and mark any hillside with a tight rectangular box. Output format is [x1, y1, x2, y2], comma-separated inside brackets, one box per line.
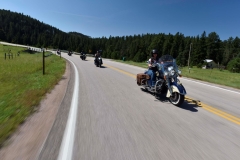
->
[0, 9, 240, 68]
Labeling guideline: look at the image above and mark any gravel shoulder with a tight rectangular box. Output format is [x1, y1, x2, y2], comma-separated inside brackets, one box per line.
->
[0, 61, 71, 160]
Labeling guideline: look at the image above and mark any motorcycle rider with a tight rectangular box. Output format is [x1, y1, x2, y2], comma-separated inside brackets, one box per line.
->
[145, 49, 160, 90]
[94, 50, 101, 64]
[80, 50, 84, 59]
[80, 50, 84, 55]
[68, 50, 72, 56]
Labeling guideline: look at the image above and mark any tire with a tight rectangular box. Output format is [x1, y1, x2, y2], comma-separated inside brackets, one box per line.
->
[169, 92, 184, 106]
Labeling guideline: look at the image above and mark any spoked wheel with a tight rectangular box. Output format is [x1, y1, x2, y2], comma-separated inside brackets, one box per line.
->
[169, 92, 184, 106]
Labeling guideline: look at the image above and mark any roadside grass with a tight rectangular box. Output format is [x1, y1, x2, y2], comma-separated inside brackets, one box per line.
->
[0, 44, 66, 147]
[114, 60, 240, 89]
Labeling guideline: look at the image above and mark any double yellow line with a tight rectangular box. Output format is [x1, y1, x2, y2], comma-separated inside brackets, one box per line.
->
[185, 97, 240, 125]
[104, 63, 240, 125]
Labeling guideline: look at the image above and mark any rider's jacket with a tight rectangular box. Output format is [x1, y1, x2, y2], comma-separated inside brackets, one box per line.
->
[148, 57, 159, 72]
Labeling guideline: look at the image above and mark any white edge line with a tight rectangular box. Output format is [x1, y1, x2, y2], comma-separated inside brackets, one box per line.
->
[35, 59, 70, 159]
[182, 78, 240, 95]
[57, 58, 79, 160]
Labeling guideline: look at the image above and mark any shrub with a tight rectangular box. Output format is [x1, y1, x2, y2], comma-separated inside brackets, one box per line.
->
[227, 58, 240, 73]
[197, 63, 203, 68]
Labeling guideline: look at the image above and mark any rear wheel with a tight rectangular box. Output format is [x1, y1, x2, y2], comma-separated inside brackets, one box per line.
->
[169, 92, 184, 106]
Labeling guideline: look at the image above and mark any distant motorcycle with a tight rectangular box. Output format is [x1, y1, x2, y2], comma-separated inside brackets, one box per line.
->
[136, 55, 186, 106]
[95, 56, 103, 67]
[80, 54, 86, 60]
[68, 51, 72, 56]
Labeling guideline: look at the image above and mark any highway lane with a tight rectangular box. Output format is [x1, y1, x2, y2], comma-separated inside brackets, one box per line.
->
[99, 58, 240, 119]
[39, 53, 240, 160]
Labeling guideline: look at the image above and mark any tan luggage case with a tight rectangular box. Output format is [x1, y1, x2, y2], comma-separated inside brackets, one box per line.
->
[136, 73, 150, 86]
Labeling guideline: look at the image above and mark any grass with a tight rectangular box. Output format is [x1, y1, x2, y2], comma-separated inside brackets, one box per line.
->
[0, 44, 66, 147]
[115, 60, 240, 89]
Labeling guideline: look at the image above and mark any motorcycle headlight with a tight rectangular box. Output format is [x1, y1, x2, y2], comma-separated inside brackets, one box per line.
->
[164, 71, 168, 76]
[168, 66, 174, 71]
[170, 70, 175, 76]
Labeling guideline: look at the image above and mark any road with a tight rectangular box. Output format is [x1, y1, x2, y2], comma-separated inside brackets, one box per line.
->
[38, 53, 240, 160]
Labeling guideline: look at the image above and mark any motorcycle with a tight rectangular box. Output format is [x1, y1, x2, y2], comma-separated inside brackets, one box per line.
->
[136, 55, 186, 106]
[68, 51, 72, 56]
[80, 54, 86, 60]
[95, 56, 103, 67]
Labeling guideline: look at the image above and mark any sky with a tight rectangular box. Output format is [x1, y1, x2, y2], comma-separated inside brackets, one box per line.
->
[1, 0, 240, 40]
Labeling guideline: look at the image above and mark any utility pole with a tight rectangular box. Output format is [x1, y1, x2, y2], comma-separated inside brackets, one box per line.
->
[188, 43, 192, 73]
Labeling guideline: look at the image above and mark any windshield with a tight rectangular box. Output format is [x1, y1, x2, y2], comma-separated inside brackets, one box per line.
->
[158, 55, 178, 73]
[159, 55, 174, 63]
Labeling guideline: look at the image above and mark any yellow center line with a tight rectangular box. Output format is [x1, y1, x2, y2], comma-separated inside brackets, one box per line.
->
[102, 63, 240, 125]
[185, 97, 240, 125]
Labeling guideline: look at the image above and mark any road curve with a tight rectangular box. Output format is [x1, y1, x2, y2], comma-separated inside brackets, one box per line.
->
[38, 53, 240, 160]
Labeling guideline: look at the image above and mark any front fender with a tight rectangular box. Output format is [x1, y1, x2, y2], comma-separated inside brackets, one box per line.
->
[166, 84, 187, 97]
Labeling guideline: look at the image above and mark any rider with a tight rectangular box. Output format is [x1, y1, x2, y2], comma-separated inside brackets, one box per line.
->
[145, 49, 159, 89]
[81, 50, 85, 55]
[94, 50, 101, 64]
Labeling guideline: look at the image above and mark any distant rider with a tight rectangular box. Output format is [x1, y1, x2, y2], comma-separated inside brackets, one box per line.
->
[94, 51, 101, 64]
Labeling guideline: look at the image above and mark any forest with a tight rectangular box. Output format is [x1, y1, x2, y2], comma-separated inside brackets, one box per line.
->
[0, 9, 240, 71]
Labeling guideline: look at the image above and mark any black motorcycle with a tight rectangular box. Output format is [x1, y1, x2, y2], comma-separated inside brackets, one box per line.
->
[95, 56, 103, 67]
[136, 55, 186, 106]
[80, 54, 86, 60]
[68, 51, 72, 56]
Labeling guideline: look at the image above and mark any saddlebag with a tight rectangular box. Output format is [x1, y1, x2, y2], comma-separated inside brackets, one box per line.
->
[136, 73, 150, 86]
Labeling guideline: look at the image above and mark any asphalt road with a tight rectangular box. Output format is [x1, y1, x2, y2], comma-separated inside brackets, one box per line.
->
[38, 53, 240, 160]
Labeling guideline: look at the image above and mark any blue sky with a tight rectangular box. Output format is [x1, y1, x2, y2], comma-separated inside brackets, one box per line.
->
[1, 0, 239, 40]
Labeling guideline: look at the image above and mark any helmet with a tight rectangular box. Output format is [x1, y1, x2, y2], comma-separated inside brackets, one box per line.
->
[151, 49, 158, 56]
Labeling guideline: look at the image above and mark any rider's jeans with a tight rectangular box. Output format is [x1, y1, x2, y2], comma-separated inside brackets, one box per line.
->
[145, 69, 156, 87]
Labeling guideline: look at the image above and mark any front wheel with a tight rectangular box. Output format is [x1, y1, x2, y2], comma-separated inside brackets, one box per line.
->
[169, 92, 184, 106]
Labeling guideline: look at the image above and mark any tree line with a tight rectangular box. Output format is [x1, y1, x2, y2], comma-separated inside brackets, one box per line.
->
[0, 9, 239, 71]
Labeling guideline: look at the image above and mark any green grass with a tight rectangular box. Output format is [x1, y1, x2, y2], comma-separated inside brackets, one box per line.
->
[0, 44, 66, 147]
[115, 60, 240, 89]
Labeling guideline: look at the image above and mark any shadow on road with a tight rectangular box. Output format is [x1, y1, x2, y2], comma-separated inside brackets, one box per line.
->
[99, 66, 107, 68]
[140, 88, 199, 112]
[176, 101, 199, 112]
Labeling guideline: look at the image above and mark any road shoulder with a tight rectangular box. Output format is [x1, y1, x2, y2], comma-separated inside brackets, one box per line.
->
[0, 60, 71, 160]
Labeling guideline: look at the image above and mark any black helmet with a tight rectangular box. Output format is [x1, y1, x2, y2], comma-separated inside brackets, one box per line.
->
[151, 49, 158, 55]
